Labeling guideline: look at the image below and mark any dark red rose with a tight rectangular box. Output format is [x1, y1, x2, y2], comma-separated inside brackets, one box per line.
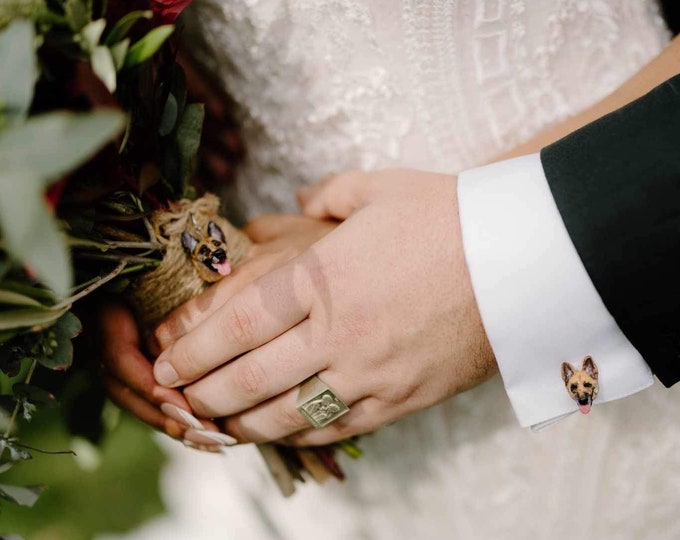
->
[150, 0, 195, 23]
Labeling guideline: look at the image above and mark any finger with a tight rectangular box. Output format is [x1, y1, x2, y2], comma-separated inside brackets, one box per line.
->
[149, 251, 283, 355]
[153, 254, 316, 387]
[297, 172, 371, 220]
[183, 321, 326, 418]
[284, 398, 388, 446]
[243, 214, 312, 243]
[99, 304, 199, 412]
[102, 372, 186, 439]
[220, 371, 364, 443]
[102, 339, 187, 409]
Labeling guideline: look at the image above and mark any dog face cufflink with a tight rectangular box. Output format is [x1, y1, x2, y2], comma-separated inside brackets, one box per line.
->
[561, 356, 599, 414]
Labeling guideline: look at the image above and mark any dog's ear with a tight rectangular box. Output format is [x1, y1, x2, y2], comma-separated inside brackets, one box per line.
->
[561, 362, 575, 384]
[582, 356, 598, 379]
[182, 232, 199, 254]
[207, 221, 225, 242]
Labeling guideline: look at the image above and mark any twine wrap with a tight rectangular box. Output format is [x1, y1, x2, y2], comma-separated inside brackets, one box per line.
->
[127, 194, 251, 329]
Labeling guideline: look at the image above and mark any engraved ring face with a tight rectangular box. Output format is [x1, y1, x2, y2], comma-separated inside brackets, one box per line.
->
[296, 376, 350, 429]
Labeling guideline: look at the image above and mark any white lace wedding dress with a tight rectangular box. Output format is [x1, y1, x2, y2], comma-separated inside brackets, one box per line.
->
[108, 2, 680, 539]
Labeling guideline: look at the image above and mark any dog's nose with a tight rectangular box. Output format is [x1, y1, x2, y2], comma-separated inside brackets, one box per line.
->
[578, 396, 590, 405]
[211, 248, 226, 263]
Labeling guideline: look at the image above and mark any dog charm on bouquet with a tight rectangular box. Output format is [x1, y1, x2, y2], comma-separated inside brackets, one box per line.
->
[561, 356, 599, 414]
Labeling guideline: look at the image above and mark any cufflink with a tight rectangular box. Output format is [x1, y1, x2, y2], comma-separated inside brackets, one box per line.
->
[561, 356, 599, 414]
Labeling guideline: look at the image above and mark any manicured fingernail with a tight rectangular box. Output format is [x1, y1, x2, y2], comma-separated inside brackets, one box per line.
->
[160, 403, 204, 430]
[182, 440, 223, 453]
[184, 428, 238, 446]
[154, 361, 179, 386]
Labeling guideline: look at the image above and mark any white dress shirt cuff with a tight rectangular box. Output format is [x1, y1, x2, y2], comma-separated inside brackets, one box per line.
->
[457, 153, 654, 430]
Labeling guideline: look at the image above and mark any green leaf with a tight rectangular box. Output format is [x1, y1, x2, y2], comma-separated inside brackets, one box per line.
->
[0, 483, 44, 507]
[158, 92, 178, 136]
[0, 306, 67, 331]
[109, 38, 129, 71]
[36, 312, 81, 370]
[56, 311, 82, 339]
[90, 45, 116, 93]
[104, 10, 152, 45]
[176, 103, 204, 189]
[0, 20, 37, 123]
[80, 18, 106, 51]
[0, 171, 72, 296]
[0, 281, 56, 305]
[0, 110, 125, 182]
[0, 290, 43, 308]
[64, 0, 90, 32]
[124, 25, 174, 68]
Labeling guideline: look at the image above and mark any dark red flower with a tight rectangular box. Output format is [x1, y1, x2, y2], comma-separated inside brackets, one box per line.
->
[150, 0, 195, 24]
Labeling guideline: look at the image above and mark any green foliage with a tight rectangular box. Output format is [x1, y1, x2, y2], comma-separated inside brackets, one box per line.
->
[0, 407, 166, 538]
[0, 111, 125, 296]
[0, 20, 37, 125]
[104, 10, 152, 45]
[124, 24, 174, 67]
[176, 103, 205, 196]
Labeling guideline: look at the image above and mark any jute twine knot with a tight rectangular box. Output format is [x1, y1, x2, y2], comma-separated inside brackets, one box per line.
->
[127, 193, 251, 329]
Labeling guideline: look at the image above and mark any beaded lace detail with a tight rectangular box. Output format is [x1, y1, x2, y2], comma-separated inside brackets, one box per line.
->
[185, 0, 668, 218]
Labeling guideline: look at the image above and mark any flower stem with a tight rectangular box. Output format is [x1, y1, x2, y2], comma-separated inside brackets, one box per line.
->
[3, 359, 38, 439]
[52, 261, 127, 311]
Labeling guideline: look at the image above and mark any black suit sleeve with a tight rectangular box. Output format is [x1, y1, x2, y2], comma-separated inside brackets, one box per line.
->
[540, 74, 680, 386]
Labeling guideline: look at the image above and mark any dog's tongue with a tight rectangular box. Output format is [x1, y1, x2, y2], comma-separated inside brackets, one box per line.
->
[578, 403, 592, 415]
[214, 260, 231, 276]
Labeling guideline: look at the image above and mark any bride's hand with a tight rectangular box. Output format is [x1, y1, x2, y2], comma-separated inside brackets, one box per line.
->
[152, 170, 497, 446]
[99, 215, 337, 446]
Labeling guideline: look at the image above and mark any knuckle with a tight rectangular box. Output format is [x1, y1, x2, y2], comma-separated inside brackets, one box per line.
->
[233, 360, 267, 399]
[275, 405, 309, 431]
[174, 342, 202, 379]
[154, 319, 182, 351]
[224, 300, 258, 347]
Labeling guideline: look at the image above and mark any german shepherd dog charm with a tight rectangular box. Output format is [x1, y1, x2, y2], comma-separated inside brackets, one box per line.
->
[561, 356, 599, 414]
[181, 220, 232, 283]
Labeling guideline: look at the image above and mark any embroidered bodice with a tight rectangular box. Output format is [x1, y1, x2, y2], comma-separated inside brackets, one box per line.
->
[184, 0, 668, 218]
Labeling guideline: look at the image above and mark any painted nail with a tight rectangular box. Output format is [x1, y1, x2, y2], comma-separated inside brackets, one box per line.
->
[182, 440, 223, 453]
[154, 361, 179, 386]
[184, 428, 238, 446]
[160, 403, 204, 430]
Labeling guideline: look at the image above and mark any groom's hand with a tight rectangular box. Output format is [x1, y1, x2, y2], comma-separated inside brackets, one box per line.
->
[98, 215, 336, 445]
[153, 170, 497, 446]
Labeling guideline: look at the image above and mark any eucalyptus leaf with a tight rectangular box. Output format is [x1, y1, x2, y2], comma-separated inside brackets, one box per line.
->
[0, 483, 44, 507]
[0, 461, 13, 473]
[0, 110, 125, 183]
[80, 18, 106, 51]
[64, 0, 90, 32]
[36, 312, 81, 370]
[0, 20, 37, 123]
[0, 290, 42, 308]
[158, 92, 178, 137]
[0, 171, 72, 296]
[90, 45, 117, 93]
[110, 38, 129, 71]
[176, 103, 204, 189]
[104, 10, 152, 45]
[124, 25, 174, 68]
[0, 306, 67, 331]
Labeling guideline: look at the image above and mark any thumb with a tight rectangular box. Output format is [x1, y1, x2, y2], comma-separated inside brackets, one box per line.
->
[297, 171, 372, 220]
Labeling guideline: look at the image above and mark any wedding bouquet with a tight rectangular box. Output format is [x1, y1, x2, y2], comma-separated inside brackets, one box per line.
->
[0, 0, 357, 509]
